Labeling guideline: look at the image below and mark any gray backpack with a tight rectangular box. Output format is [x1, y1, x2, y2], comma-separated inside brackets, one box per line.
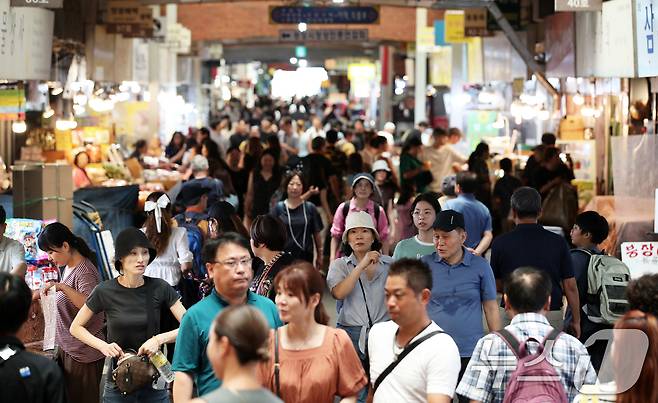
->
[577, 249, 631, 324]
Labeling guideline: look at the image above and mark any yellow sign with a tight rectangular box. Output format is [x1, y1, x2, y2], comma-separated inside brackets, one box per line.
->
[416, 26, 436, 52]
[445, 10, 466, 43]
[467, 38, 484, 83]
[430, 46, 452, 86]
[55, 130, 73, 152]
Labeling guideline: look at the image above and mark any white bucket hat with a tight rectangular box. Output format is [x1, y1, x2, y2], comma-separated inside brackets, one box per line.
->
[371, 159, 391, 173]
[342, 210, 379, 243]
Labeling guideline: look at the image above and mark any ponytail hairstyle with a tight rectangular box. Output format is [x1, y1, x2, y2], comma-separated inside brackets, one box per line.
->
[213, 305, 271, 364]
[37, 222, 96, 263]
[143, 191, 172, 255]
[274, 261, 330, 325]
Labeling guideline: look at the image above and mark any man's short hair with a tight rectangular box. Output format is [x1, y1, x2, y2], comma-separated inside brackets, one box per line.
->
[510, 187, 542, 219]
[369, 135, 388, 148]
[0, 273, 32, 334]
[541, 132, 557, 146]
[575, 211, 609, 244]
[388, 258, 433, 296]
[432, 127, 447, 137]
[627, 274, 658, 317]
[311, 136, 326, 151]
[500, 158, 513, 173]
[326, 129, 339, 144]
[202, 233, 251, 265]
[456, 171, 478, 194]
[504, 267, 552, 313]
[0, 205, 5, 225]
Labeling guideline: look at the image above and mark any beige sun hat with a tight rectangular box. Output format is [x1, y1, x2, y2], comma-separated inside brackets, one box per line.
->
[342, 210, 380, 243]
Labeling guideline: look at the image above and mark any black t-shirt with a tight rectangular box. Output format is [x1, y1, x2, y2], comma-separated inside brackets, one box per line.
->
[302, 153, 336, 206]
[0, 337, 67, 403]
[493, 174, 522, 217]
[490, 223, 574, 311]
[271, 201, 324, 262]
[86, 277, 179, 352]
[533, 163, 575, 196]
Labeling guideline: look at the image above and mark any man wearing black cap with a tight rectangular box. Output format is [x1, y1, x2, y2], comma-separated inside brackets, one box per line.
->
[420, 210, 500, 403]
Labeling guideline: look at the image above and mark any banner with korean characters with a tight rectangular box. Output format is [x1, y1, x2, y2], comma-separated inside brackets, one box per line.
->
[636, 0, 658, 77]
[621, 241, 658, 278]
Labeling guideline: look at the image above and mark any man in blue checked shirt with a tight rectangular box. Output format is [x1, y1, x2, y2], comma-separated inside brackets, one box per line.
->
[456, 267, 597, 402]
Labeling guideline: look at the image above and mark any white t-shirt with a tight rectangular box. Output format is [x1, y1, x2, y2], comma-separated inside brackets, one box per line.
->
[368, 320, 461, 403]
[0, 236, 25, 273]
[142, 227, 193, 286]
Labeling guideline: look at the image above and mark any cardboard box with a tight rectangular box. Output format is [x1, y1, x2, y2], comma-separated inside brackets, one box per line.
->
[12, 163, 73, 228]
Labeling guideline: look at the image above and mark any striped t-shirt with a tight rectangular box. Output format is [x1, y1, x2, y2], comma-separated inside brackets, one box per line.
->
[56, 258, 105, 363]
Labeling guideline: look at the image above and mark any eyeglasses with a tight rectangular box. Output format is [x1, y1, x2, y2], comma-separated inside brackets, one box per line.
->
[209, 257, 253, 270]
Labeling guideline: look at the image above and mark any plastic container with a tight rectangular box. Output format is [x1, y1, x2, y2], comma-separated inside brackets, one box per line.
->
[149, 350, 175, 383]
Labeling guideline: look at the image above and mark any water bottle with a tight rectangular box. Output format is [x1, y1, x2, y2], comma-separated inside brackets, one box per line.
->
[149, 350, 175, 383]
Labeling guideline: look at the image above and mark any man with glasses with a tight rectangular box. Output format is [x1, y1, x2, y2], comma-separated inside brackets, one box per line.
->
[172, 233, 282, 402]
[420, 210, 500, 403]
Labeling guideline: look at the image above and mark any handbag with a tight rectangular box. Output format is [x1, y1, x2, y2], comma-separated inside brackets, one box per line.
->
[112, 351, 160, 395]
[111, 281, 160, 395]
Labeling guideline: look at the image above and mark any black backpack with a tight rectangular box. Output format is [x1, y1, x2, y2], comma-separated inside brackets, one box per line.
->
[341, 200, 386, 225]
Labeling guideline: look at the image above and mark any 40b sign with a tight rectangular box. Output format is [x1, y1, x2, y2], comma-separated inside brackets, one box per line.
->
[555, 0, 602, 11]
[10, 0, 63, 8]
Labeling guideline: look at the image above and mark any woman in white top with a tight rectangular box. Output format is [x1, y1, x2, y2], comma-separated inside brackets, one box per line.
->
[142, 191, 193, 286]
[392, 192, 442, 260]
[142, 191, 193, 360]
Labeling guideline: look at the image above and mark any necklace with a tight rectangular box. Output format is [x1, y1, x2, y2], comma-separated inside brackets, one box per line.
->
[285, 200, 307, 250]
[285, 325, 318, 350]
[253, 251, 285, 296]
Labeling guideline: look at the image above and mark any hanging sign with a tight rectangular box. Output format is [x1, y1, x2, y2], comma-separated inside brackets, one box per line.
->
[622, 242, 658, 278]
[636, 0, 658, 77]
[464, 8, 489, 37]
[445, 10, 467, 43]
[555, 0, 603, 12]
[10, 0, 63, 8]
[270, 6, 379, 24]
[279, 29, 368, 42]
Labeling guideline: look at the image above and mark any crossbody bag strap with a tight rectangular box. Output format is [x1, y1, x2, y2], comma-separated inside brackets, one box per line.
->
[274, 329, 281, 397]
[358, 278, 373, 328]
[373, 330, 443, 393]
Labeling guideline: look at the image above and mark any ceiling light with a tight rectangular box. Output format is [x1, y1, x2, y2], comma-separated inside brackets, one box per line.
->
[290, 57, 298, 64]
[298, 22, 307, 33]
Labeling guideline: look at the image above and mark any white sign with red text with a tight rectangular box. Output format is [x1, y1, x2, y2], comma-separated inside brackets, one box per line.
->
[621, 242, 658, 278]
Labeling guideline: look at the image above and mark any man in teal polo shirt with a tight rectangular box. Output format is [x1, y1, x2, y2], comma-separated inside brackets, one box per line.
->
[172, 233, 282, 401]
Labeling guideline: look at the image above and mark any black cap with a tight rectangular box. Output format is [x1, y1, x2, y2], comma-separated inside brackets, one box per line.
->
[114, 227, 156, 269]
[179, 180, 211, 206]
[432, 210, 465, 232]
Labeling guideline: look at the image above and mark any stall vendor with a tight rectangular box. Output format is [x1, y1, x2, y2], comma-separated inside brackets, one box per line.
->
[72, 151, 93, 189]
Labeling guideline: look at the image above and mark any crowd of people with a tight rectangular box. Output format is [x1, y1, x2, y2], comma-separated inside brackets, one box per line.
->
[0, 96, 655, 403]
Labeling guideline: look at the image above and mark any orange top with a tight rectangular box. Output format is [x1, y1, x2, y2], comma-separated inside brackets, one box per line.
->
[257, 326, 368, 403]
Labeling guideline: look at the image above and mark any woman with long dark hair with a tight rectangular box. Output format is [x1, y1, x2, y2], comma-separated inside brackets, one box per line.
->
[166, 131, 187, 164]
[270, 171, 323, 268]
[207, 201, 250, 240]
[142, 191, 193, 287]
[245, 149, 281, 228]
[37, 222, 105, 403]
[258, 262, 367, 402]
[201, 139, 238, 207]
[71, 228, 186, 402]
[399, 136, 432, 194]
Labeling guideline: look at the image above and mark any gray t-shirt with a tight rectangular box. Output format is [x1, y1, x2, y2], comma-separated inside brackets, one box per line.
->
[326, 254, 391, 327]
[201, 387, 282, 403]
